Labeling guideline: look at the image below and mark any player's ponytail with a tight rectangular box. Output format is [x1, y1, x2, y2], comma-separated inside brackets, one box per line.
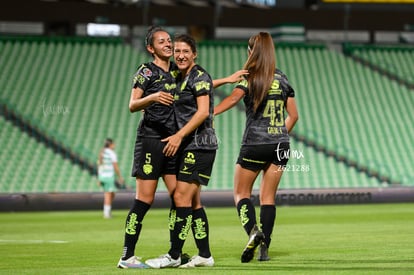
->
[243, 32, 276, 112]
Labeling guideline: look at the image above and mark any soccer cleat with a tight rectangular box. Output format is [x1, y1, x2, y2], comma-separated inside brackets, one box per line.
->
[179, 255, 215, 268]
[145, 253, 181, 268]
[180, 253, 191, 265]
[117, 256, 149, 269]
[257, 241, 270, 261]
[241, 225, 265, 263]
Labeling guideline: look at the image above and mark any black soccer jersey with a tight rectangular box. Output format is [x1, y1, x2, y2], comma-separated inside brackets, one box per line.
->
[173, 64, 218, 150]
[132, 62, 180, 138]
[236, 69, 295, 145]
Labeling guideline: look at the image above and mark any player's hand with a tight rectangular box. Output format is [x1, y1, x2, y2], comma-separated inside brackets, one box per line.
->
[227, 69, 249, 83]
[162, 134, 183, 157]
[155, 91, 174, 106]
[96, 180, 102, 188]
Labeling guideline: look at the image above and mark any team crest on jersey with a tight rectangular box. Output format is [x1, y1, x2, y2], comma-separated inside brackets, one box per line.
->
[143, 163, 153, 175]
[140, 68, 153, 79]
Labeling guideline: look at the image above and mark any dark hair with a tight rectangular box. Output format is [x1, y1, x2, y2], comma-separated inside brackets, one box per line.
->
[145, 25, 165, 47]
[174, 34, 197, 54]
[104, 138, 113, 148]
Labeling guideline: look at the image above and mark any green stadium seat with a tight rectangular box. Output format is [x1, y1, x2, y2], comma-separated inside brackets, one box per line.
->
[1, 38, 413, 194]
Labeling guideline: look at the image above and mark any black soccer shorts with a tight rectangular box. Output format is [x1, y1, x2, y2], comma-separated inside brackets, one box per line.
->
[237, 142, 290, 171]
[176, 149, 216, 186]
[131, 136, 177, 179]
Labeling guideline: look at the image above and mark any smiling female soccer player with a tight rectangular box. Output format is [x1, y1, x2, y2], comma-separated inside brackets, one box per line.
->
[145, 33, 217, 269]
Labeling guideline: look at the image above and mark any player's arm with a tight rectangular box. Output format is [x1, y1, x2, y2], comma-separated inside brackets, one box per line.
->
[214, 88, 244, 116]
[213, 69, 248, 88]
[162, 94, 210, 157]
[112, 162, 124, 183]
[128, 87, 174, 113]
[284, 97, 299, 133]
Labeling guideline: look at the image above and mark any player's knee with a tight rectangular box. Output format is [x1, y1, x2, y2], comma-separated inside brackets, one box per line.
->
[173, 190, 192, 207]
[136, 192, 155, 205]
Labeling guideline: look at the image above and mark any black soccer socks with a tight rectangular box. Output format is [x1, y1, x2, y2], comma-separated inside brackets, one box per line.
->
[260, 204, 276, 248]
[192, 207, 211, 258]
[237, 198, 257, 236]
[121, 199, 151, 260]
[169, 207, 192, 260]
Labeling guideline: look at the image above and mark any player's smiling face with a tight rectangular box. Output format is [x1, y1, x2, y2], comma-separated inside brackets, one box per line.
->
[174, 41, 197, 74]
[149, 31, 172, 58]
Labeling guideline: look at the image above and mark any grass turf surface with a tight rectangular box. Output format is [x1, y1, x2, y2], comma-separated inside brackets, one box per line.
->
[0, 203, 413, 274]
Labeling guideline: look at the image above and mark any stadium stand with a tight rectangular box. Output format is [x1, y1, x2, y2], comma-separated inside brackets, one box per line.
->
[0, 36, 142, 192]
[202, 41, 414, 189]
[344, 43, 414, 88]
[0, 115, 98, 193]
[1, 36, 413, 195]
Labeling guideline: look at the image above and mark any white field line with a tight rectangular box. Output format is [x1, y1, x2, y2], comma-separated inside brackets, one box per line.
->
[0, 239, 69, 244]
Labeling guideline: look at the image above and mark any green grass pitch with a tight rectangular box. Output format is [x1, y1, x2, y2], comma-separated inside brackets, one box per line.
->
[1, 203, 413, 274]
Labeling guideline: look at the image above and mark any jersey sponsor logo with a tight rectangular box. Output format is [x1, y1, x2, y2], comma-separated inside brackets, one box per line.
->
[195, 81, 211, 92]
[184, 152, 196, 165]
[164, 83, 177, 92]
[269, 80, 282, 95]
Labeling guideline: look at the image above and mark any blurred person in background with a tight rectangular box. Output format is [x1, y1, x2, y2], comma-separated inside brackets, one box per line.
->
[214, 32, 299, 263]
[97, 138, 124, 219]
